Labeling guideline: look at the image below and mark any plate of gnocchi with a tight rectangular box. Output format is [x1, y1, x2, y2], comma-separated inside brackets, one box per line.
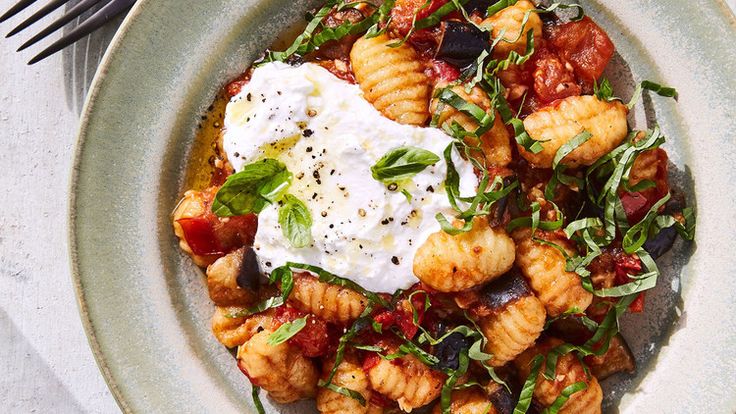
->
[70, 0, 736, 413]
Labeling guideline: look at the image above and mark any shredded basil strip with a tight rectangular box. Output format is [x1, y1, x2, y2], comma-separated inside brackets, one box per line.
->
[251, 386, 266, 414]
[414, 0, 471, 30]
[440, 351, 470, 414]
[627, 80, 679, 109]
[267, 316, 308, 345]
[513, 355, 544, 414]
[264, 1, 337, 62]
[318, 381, 367, 406]
[542, 294, 637, 379]
[621, 193, 671, 253]
[324, 304, 374, 387]
[545, 131, 592, 199]
[509, 118, 546, 154]
[371, 146, 440, 182]
[542, 382, 588, 414]
[435, 88, 495, 135]
[282, 262, 389, 308]
[365, 0, 395, 37]
[212, 158, 292, 217]
[506, 201, 563, 234]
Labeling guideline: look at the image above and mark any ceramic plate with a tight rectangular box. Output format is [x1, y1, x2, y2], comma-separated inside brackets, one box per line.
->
[70, 0, 736, 412]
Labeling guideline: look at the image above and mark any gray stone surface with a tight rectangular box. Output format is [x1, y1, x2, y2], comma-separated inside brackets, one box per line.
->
[0, 1, 734, 413]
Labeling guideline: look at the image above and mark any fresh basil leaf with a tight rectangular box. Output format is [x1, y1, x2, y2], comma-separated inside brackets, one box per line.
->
[594, 78, 616, 101]
[365, 0, 396, 38]
[278, 194, 313, 248]
[371, 146, 440, 183]
[267, 316, 308, 345]
[440, 351, 470, 414]
[212, 158, 292, 217]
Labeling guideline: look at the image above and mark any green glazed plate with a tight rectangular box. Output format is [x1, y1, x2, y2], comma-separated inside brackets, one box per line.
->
[70, 0, 736, 412]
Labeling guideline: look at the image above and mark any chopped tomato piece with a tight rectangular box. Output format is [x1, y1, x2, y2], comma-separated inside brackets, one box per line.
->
[177, 217, 225, 256]
[628, 293, 645, 313]
[275, 306, 334, 357]
[614, 253, 646, 312]
[431, 59, 461, 83]
[391, 0, 449, 37]
[548, 16, 615, 83]
[532, 48, 582, 103]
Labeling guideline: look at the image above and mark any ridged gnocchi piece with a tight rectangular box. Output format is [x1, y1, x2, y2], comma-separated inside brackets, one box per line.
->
[206, 248, 257, 306]
[211, 307, 276, 348]
[430, 84, 512, 168]
[514, 338, 603, 414]
[237, 329, 319, 404]
[414, 217, 515, 292]
[172, 190, 216, 267]
[289, 273, 368, 324]
[483, 1, 542, 58]
[520, 95, 629, 168]
[351, 33, 431, 125]
[512, 229, 593, 317]
[430, 388, 495, 414]
[478, 274, 546, 366]
[317, 356, 374, 414]
[366, 352, 445, 412]
[629, 147, 667, 187]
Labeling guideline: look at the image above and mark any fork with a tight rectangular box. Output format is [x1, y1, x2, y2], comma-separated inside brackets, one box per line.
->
[1, 0, 136, 64]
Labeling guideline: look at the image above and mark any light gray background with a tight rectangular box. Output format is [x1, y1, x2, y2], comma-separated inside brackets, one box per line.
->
[0, 1, 734, 413]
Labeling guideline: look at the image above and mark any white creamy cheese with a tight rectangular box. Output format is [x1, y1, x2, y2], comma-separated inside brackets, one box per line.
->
[223, 62, 477, 293]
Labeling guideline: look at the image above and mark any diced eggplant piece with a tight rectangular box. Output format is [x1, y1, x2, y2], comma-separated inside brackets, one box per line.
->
[584, 334, 636, 380]
[487, 381, 516, 414]
[433, 332, 473, 371]
[236, 247, 261, 291]
[464, 0, 501, 14]
[643, 226, 677, 259]
[478, 270, 533, 313]
[435, 21, 490, 68]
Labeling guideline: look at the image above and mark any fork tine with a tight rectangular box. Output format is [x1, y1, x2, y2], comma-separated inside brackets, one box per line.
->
[6, 0, 69, 37]
[17, 0, 110, 51]
[0, 0, 37, 24]
[28, 0, 135, 64]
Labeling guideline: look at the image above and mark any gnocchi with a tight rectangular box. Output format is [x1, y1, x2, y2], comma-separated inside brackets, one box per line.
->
[316, 356, 375, 414]
[520, 95, 629, 168]
[513, 229, 593, 317]
[236, 329, 319, 403]
[350, 33, 430, 125]
[413, 218, 516, 292]
[206, 248, 258, 306]
[211, 306, 276, 348]
[514, 337, 603, 414]
[289, 273, 368, 324]
[483, 1, 543, 59]
[430, 84, 512, 168]
[366, 352, 445, 412]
